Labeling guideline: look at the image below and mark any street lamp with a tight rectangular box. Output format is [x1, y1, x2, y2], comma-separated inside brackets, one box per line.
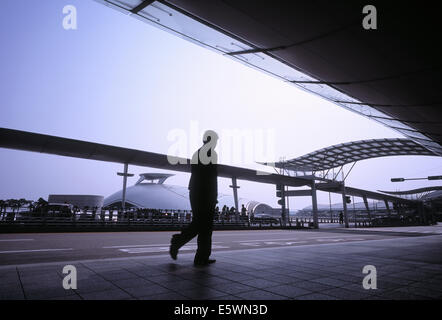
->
[391, 175, 442, 182]
[117, 163, 134, 210]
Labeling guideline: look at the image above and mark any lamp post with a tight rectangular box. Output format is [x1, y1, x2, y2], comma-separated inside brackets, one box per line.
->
[390, 175, 441, 225]
[117, 163, 134, 211]
[391, 175, 442, 182]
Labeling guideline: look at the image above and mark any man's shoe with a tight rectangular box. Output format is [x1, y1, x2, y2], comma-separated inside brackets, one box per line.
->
[194, 259, 216, 266]
[169, 236, 179, 260]
[170, 244, 178, 260]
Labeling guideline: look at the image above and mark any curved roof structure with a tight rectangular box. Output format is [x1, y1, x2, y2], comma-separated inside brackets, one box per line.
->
[266, 138, 438, 172]
[378, 187, 442, 204]
[95, 0, 442, 156]
[421, 191, 442, 204]
[378, 186, 442, 196]
[105, 182, 193, 210]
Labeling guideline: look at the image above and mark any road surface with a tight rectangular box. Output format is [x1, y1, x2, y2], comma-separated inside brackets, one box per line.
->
[0, 228, 424, 266]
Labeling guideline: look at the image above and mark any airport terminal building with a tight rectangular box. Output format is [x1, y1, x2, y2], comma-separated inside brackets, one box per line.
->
[103, 173, 280, 216]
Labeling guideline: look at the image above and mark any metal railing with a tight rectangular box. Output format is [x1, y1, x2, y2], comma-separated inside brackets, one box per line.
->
[0, 208, 294, 232]
[3, 208, 427, 231]
[294, 210, 430, 227]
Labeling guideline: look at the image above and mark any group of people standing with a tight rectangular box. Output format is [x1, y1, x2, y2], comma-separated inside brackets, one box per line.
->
[214, 204, 250, 222]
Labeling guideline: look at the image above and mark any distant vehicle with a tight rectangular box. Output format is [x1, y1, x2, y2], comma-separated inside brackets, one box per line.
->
[252, 214, 279, 225]
[371, 215, 417, 226]
[42, 203, 74, 217]
[159, 212, 173, 222]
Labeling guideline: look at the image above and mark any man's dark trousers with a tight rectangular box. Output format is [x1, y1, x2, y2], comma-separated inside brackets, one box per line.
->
[172, 193, 215, 263]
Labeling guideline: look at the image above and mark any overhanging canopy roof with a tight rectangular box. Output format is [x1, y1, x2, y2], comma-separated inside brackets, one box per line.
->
[95, 0, 442, 155]
[0, 127, 310, 188]
[267, 138, 438, 172]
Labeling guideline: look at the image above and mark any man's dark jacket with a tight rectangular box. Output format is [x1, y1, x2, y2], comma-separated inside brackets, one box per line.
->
[188, 147, 218, 204]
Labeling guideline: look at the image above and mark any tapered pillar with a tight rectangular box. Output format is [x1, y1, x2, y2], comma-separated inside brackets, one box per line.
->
[117, 163, 134, 211]
[418, 202, 427, 224]
[276, 184, 286, 227]
[341, 183, 349, 228]
[122, 164, 129, 210]
[384, 200, 391, 215]
[363, 196, 372, 224]
[311, 181, 319, 228]
[229, 177, 239, 213]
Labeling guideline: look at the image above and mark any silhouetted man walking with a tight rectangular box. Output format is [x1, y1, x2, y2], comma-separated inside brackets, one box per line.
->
[170, 130, 218, 266]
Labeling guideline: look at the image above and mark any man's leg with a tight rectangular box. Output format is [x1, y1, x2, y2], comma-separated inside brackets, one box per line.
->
[194, 201, 215, 265]
[172, 222, 199, 248]
[170, 193, 200, 260]
[194, 222, 212, 264]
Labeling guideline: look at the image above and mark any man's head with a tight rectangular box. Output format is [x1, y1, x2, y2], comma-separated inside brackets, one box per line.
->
[202, 130, 219, 146]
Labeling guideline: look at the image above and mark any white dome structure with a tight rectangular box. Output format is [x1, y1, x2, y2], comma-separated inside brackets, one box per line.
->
[104, 173, 269, 212]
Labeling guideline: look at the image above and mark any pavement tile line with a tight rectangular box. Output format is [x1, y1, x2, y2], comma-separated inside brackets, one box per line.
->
[102, 241, 224, 249]
[79, 263, 140, 300]
[309, 229, 439, 237]
[0, 248, 73, 254]
[15, 267, 26, 300]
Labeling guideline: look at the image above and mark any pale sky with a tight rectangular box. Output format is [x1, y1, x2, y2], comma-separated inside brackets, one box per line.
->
[0, 0, 441, 210]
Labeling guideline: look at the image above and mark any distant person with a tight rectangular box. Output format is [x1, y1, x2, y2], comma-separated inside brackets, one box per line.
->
[339, 211, 344, 224]
[230, 206, 236, 221]
[214, 206, 220, 222]
[221, 205, 228, 221]
[170, 130, 218, 266]
[241, 204, 247, 217]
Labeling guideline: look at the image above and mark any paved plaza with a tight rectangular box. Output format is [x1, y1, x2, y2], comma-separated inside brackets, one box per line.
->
[0, 226, 441, 300]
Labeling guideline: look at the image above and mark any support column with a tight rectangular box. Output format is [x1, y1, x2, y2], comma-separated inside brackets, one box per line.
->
[363, 196, 371, 224]
[229, 177, 240, 213]
[276, 184, 286, 227]
[122, 163, 129, 211]
[341, 182, 349, 228]
[352, 196, 356, 228]
[117, 163, 133, 211]
[418, 202, 427, 225]
[430, 203, 436, 224]
[329, 192, 333, 223]
[311, 181, 319, 229]
[384, 200, 391, 215]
